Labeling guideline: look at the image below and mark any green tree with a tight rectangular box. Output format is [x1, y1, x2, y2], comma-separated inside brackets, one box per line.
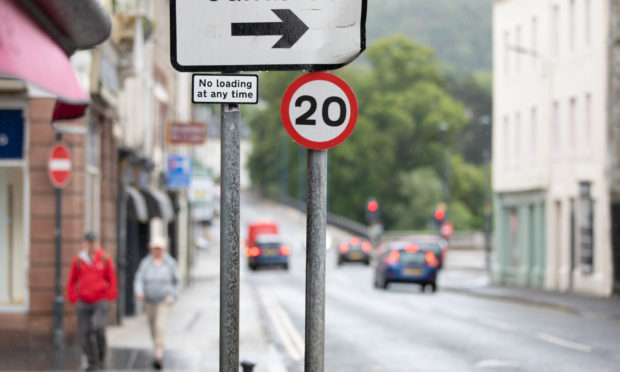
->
[247, 36, 488, 230]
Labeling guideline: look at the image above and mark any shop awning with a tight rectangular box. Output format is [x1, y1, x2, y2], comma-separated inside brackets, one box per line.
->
[126, 186, 149, 223]
[140, 187, 175, 222]
[0, 0, 89, 120]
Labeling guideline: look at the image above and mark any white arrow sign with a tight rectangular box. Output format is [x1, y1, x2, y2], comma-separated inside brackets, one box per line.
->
[170, 0, 367, 72]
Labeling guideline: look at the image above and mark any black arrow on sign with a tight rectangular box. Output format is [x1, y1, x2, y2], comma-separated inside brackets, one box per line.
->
[231, 9, 309, 49]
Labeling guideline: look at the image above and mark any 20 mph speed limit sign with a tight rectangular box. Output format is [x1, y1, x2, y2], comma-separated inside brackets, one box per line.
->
[281, 72, 358, 150]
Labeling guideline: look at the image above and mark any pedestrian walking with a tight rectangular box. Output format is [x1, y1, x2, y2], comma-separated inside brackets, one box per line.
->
[66, 232, 118, 371]
[134, 235, 181, 370]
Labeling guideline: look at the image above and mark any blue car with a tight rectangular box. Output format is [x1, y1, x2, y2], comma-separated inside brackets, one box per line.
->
[373, 241, 440, 292]
[246, 234, 290, 271]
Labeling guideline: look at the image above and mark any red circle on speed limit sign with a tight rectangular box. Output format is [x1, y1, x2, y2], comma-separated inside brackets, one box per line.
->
[281, 72, 358, 150]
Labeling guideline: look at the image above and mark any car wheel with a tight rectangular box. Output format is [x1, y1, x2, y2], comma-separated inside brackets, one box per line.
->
[249, 264, 257, 271]
[382, 280, 390, 290]
[430, 283, 437, 293]
[337, 258, 343, 266]
[283, 263, 289, 271]
[364, 260, 370, 266]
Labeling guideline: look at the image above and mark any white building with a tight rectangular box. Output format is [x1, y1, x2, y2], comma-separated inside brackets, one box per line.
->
[493, 0, 619, 296]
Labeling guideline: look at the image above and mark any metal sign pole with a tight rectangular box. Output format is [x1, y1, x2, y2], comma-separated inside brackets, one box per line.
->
[305, 148, 327, 372]
[220, 102, 241, 372]
[52, 133, 64, 369]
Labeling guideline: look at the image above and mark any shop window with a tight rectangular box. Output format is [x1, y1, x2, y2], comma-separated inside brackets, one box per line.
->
[0, 168, 26, 307]
[579, 182, 594, 273]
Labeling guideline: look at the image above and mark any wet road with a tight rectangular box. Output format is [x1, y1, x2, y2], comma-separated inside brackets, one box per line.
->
[239, 194, 620, 372]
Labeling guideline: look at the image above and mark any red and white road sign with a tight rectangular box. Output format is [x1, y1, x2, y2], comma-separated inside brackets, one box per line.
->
[281, 72, 358, 150]
[440, 221, 454, 239]
[48, 143, 72, 189]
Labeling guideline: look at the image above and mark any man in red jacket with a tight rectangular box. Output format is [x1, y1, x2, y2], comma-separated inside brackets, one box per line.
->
[66, 232, 118, 371]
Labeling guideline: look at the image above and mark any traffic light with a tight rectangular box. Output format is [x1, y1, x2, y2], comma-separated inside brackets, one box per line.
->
[433, 203, 447, 226]
[366, 198, 380, 223]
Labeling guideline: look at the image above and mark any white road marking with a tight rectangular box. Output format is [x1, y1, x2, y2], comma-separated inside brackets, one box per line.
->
[258, 286, 304, 361]
[475, 359, 520, 368]
[536, 332, 592, 353]
[478, 317, 518, 332]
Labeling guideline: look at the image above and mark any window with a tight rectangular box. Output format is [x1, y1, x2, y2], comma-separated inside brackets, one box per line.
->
[531, 17, 538, 66]
[569, 0, 576, 53]
[552, 5, 560, 57]
[0, 167, 26, 307]
[504, 31, 510, 75]
[585, 93, 592, 154]
[530, 107, 537, 163]
[579, 182, 594, 273]
[585, 0, 592, 46]
[569, 97, 577, 153]
[553, 101, 560, 153]
[515, 112, 521, 168]
[503, 116, 510, 168]
[516, 25, 522, 74]
[85, 118, 101, 236]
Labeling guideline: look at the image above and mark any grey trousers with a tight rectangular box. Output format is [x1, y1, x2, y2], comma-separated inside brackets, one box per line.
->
[77, 300, 108, 366]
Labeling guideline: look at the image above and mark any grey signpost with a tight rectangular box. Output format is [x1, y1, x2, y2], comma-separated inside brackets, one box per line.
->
[171, 1, 366, 371]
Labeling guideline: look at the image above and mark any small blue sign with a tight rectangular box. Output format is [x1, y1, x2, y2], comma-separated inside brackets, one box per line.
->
[0, 110, 24, 159]
[167, 155, 193, 190]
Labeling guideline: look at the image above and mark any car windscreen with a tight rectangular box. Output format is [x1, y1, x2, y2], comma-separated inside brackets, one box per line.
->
[398, 250, 427, 265]
[256, 242, 281, 249]
[409, 242, 441, 253]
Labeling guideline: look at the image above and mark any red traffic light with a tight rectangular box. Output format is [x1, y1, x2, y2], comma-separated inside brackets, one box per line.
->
[367, 200, 378, 212]
[434, 209, 445, 221]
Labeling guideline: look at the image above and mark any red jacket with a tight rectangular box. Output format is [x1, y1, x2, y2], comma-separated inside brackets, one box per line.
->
[66, 248, 118, 304]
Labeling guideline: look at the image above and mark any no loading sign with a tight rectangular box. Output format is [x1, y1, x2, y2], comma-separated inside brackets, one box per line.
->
[281, 72, 358, 150]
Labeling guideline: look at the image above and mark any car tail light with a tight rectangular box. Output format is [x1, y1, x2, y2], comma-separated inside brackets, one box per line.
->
[361, 241, 371, 252]
[350, 237, 361, 246]
[425, 251, 439, 267]
[404, 244, 419, 253]
[248, 246, 261, 257]
[385, 250, 400, 265]
[339, 243, 350, 253]
[280, 245, 291, 256]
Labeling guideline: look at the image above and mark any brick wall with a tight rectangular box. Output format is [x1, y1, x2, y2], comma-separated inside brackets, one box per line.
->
[99, 116, 118, 324]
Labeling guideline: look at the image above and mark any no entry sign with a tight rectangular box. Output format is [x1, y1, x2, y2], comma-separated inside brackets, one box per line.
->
[48, 143, 72, 189]
[281, 72, 358, 150]
[170, 0, 367, 72]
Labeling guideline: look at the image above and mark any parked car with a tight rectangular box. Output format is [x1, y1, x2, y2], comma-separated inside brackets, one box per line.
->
[373, 241, 440, 292]
[246, 234, 290, 270]
[401, 235, 448, 268]
[337, 237, 372, 265]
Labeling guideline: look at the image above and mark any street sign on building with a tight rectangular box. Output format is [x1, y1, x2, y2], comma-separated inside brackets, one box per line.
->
[167, 122, 207, 145]
[167, 155, 193, 190]
[281, 72, 358, 150]
[170, 0, 367, 72]
[48, 143, 72, 189]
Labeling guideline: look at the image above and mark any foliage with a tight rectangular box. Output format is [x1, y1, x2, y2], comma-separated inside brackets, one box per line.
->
[366, 0, 492, 72]
[246, 36, 488, 230]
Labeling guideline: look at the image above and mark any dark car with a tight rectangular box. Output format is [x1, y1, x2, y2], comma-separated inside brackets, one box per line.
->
[373, 241, 440, 292]
[246, 234, 290, 271]
[402, 235, 448, 268]
[337, 237, 372, 266]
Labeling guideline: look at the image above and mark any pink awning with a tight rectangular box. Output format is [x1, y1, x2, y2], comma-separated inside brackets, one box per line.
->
[0, 0, 89, 120]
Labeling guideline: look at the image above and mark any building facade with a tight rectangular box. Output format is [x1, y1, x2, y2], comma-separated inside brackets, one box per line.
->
[493, 0, 618, 296]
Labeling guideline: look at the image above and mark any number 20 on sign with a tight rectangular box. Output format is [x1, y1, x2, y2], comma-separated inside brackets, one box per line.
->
[281, 72, 358, 150]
